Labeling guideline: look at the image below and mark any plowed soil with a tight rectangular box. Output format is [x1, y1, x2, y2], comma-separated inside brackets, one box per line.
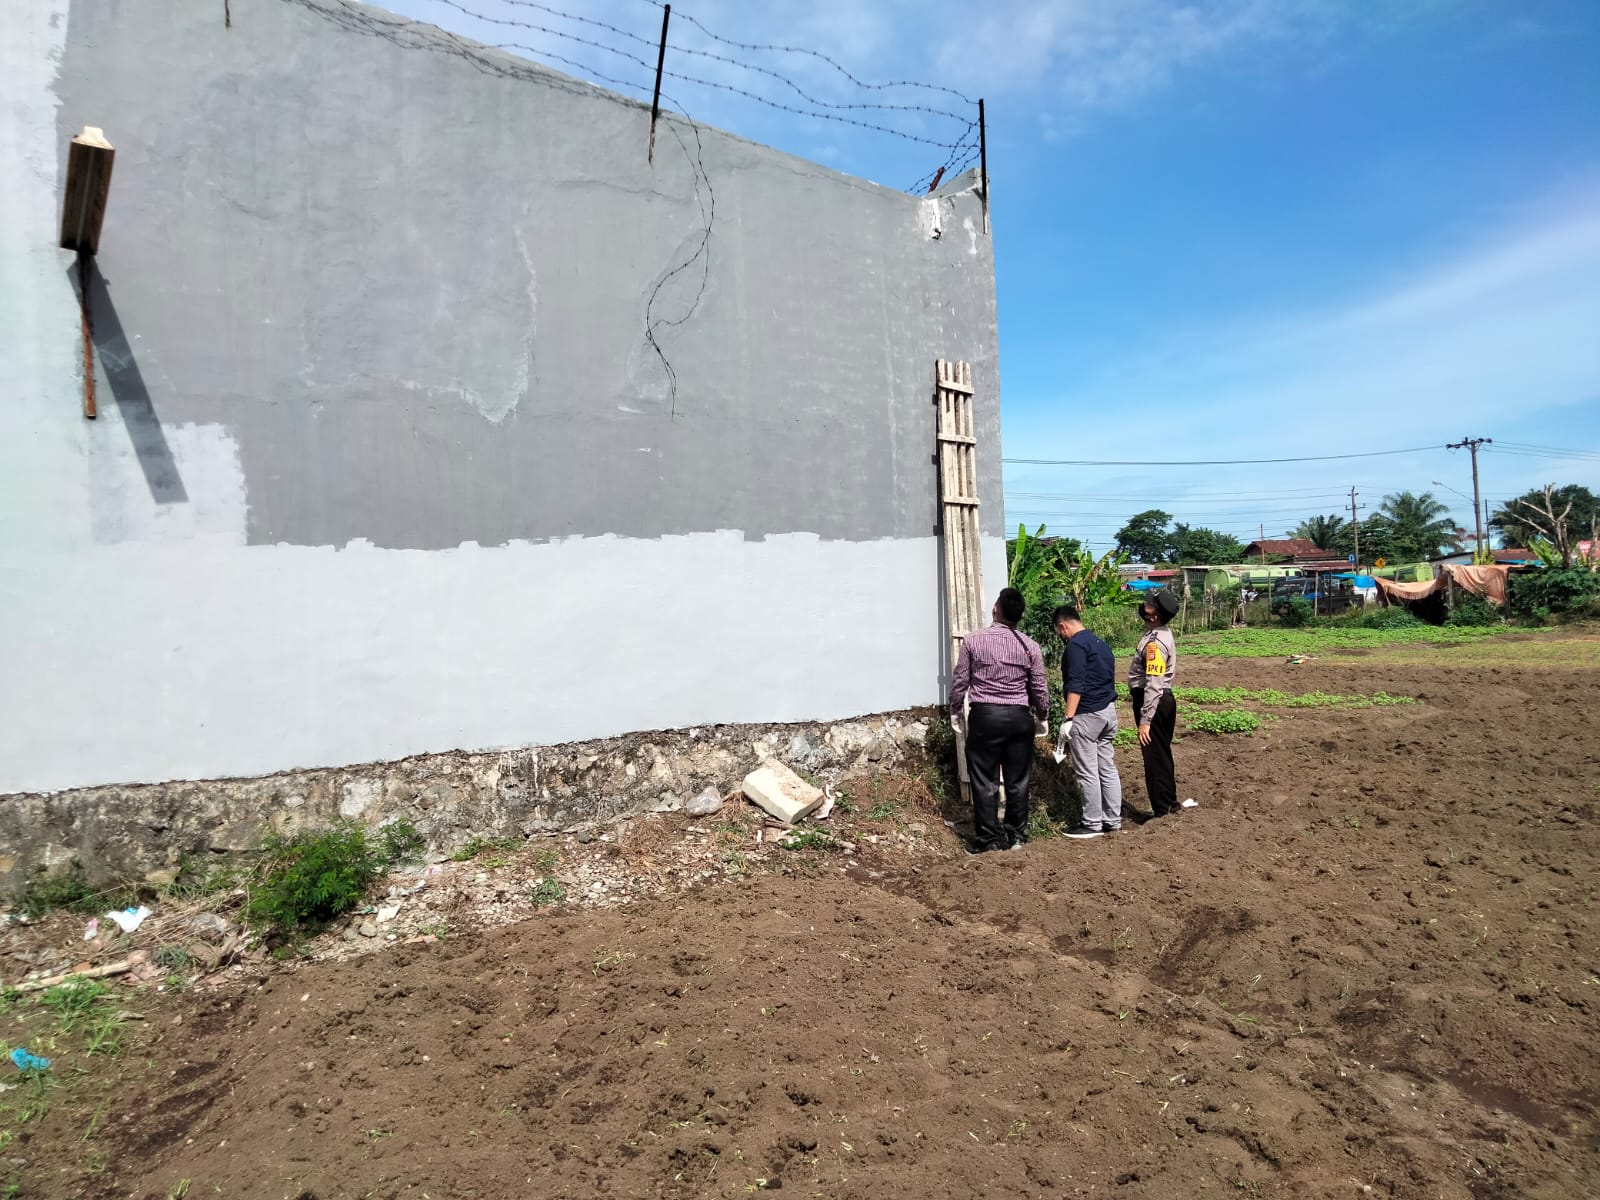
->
[8, 637, 1600, 1199]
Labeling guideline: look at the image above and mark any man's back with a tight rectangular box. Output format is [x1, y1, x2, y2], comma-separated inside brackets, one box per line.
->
[1064, 628, 1116, 713]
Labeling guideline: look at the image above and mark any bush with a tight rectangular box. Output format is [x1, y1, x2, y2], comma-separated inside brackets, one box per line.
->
[1277, 597, 1313, 628]
[1446, 593, 1503, 628]
[1343, 606, 1424, 631]
[1083, 604, 1146, 650]
[1511, 567, 1600, 618]
[246, 820, 423, 936]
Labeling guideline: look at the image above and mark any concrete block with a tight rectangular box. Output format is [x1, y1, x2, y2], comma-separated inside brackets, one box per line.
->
[742, 761, 823, 825]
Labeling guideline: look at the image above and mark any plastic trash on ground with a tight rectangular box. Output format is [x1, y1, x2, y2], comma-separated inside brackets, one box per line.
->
[10, 1048, 50, 1073]
[105, 906, 151, 934]
[1181, 798, 1199, 809]
[82, 917, 99, 941]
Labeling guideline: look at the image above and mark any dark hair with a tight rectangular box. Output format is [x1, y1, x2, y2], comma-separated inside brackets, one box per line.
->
[1052, 605, 1081, 625]
[996, 587, 1026, 624]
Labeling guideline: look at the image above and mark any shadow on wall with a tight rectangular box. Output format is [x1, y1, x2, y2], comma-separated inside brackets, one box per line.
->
[68, 256, 188, 505]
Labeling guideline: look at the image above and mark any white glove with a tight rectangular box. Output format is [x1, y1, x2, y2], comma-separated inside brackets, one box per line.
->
[950, 709, 966, 737]
[1034, 714, 1049, 738]
[1054, 720, 1073, 764]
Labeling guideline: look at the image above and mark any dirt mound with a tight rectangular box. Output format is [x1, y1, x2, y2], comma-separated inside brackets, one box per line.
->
[6, 646, 1599, 1199]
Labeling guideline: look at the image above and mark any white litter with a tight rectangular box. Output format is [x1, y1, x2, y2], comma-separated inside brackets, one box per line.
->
[376, 903, 402, 924]
[1181, 798, 1199, 809]
[105, 906, 151, 934]
[82, 918, 99, 941]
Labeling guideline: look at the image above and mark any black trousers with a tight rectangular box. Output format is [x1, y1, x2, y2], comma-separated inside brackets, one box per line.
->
[966, 702, 1035, 850]
[1130, 688, 1178, 815]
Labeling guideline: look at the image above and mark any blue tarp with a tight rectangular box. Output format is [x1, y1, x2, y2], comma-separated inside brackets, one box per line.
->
[1124, 579, 1165, 591]
[1333, 573, 1378, 588]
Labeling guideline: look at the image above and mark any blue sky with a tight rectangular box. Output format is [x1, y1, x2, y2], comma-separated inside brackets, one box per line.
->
[383, 0, 1600, 548]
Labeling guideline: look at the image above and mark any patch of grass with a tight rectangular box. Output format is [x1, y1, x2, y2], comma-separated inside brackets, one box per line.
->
[777, 830, 831, 852]
[1184, 709, 1261, 735]
[83, 1011, 125, 1057]
[530, 878, 566, 908]
[1173, 686, 1250, 704]
[11, 861, 102, 918]
[154, 944, 194, 973]
[535, 849, 560, 872]
[1173, 623, 1511, 659]
[1025, 807, 1061, 842]
[246, 820, 420, 937]
[867, 800, 899, 822]
[163, 854, 246, 903]
[38, 979, 110, 1032]
[451, 835, 520, 863]
[1112, 727, 1139, 748]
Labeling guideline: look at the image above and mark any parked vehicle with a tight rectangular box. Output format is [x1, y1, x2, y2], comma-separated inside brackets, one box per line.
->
[1271, 576, 1354, 616]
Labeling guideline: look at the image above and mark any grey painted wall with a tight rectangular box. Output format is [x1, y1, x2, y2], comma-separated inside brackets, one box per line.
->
[0, 0, 1005, 797]
[54, 0, 1003, 551]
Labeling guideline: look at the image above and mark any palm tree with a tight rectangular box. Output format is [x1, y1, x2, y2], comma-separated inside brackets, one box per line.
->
[1378, 491, 1456, 561]
[1289, 515, 1348, 552]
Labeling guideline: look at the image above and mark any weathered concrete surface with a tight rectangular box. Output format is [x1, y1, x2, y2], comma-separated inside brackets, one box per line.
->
[51, 0, 1003, 549]
[0, 712, 935, 891]
[0, 0, 1004, 796]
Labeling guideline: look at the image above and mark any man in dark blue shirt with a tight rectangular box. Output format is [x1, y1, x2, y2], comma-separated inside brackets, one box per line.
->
[1053, 606, 1124, 838]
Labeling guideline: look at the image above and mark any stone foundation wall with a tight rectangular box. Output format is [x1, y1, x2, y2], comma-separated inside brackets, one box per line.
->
[0, 712, 936, 889]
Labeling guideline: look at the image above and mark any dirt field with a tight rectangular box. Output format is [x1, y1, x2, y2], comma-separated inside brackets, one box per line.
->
[4, 633, 1599, 1199]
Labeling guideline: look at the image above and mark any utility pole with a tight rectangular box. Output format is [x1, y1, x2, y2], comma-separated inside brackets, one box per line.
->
[1349, 486, 1361, 566]
[1259, 523, 1266, 566]
[1446, 437, 1492, 559]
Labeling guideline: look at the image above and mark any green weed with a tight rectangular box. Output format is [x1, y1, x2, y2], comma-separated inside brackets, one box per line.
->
[1173, 686, 1250, 704]
[11, 861, 104, 918]
[867, 800, 899, 822]
[1173, 624, 1506, 659]
[1185, 710, 1261, 735]
[246, 820, 422, 936]
[530, 878, 566, 907]
[451, 836, 520, 863]
[38, 979, 110, 1032]
[778, 831, 831, 852]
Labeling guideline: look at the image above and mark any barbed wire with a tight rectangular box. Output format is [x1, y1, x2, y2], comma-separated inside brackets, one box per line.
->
[635, 0, 977, 106]
[908, 120, 980, 193]
[418, 0, 976, 180]
[438, 0, 969, 121]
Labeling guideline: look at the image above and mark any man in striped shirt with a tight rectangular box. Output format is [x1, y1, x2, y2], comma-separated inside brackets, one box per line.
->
[949, 587, 1050, 853]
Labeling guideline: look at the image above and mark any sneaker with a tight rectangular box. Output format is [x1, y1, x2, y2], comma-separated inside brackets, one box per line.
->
[1006, 841, 1028, 852]
[1100, 824, 1121, 834]
[1063, 826, 1103, 840]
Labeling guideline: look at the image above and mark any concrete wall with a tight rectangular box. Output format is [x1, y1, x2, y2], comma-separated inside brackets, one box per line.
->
[0, 0, 1004, 797]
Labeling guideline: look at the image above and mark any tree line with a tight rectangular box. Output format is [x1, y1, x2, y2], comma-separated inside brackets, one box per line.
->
[1105, 484, 1598, 566]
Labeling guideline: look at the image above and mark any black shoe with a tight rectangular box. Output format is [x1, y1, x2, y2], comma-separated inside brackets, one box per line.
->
[966, 843, 1004, 856]
[1063, 825, 1103, 840]
[1125, 809, 1156, 825]
[1100, 824, 1121, 834]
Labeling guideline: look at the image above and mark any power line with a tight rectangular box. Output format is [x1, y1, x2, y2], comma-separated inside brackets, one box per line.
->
[1003, 445, 1440, 467]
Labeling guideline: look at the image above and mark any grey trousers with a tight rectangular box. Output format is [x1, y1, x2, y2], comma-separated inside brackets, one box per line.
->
[1069, 702, 1123, 830]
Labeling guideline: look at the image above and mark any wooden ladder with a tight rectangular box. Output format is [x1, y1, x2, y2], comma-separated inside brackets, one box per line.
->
[935, 359, 983, 806]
